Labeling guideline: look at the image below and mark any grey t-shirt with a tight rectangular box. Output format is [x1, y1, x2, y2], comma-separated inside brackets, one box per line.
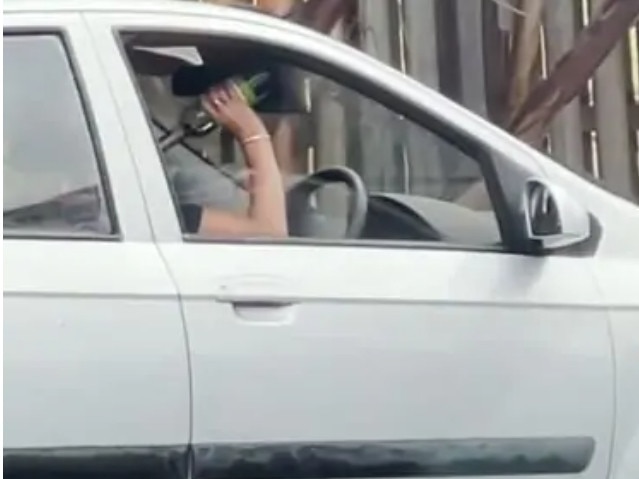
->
[162, 144, 249, 233]
[164, 145, 248, 210]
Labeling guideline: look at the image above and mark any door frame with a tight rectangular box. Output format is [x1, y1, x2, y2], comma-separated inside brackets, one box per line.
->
[3, 11, 191, 477]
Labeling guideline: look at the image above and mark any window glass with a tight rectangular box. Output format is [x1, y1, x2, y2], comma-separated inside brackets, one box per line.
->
[3, 35, 113, 235]
[126, 37, 501, 247]
[297, 72, 501, 245]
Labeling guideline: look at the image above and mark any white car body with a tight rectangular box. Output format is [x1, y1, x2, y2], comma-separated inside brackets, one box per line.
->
[3, 2, 639, 479]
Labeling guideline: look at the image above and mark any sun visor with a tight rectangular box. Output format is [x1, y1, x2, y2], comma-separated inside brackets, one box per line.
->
[171, 61, 306, 114]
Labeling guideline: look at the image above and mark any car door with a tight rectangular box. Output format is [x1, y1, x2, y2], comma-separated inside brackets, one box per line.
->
[2, 12, 190, 478]
[88, 9, 613, 479]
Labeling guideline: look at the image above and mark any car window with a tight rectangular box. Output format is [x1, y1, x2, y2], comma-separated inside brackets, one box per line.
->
[3, 34, 114, 236]
[123, 35, 502, 248]
[297, 71, 501, 245]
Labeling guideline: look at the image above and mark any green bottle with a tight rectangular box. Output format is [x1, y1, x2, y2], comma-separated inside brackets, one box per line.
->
[235, 72, 271, 106]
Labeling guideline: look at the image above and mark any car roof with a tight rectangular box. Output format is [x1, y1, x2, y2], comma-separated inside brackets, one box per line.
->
[3, 0, 319, 43]
[3, 0, 261, 16]
[2, 0, 327, 44]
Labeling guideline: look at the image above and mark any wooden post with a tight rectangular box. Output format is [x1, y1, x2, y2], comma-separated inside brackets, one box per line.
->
[313, 21, 349, 174]
[447, 0, 489, 199]
[543, 0, 586, 173]
[591, 0, 637, 202]
[507, 0, 544, 117]
[312, 22, 351, 217]
[482, 0, 512, 126]
[455, 0, 489, 118]
[355, 0, 404, 192]
[402, 0, 446, 197]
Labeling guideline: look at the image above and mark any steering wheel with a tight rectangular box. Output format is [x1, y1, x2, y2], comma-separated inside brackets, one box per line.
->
[286, 166, 369, 239]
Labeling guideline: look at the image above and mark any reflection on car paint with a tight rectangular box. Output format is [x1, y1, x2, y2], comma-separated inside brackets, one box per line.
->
[194, 436, 595, 478]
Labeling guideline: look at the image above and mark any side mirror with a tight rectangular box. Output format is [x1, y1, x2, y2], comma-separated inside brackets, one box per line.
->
[522, 178, 591, 250]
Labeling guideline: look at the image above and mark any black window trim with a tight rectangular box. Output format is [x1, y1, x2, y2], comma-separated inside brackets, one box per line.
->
[2, 29, 121, 242]
[114, 27, 521, 254]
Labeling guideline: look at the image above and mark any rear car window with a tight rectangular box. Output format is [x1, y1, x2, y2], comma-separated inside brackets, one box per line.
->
[3, 34, 115, 237]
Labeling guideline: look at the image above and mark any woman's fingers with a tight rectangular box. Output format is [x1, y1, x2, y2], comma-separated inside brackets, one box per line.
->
[200, 80, 261, 137]
[217, 86, 231, 104]
[204, 82, 246, 111]
[202, 95, 219, 116]
[204, 86, 229, 109]
[202, 97, 225, 125]
[229, 81, 247, 104]
[210, 91, 226, 108]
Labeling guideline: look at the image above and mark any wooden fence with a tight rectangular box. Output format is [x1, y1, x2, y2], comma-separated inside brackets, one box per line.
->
[343, 0, 639, 203]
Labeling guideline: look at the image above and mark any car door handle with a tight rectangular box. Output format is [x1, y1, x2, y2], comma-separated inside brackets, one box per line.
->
[220, 298, 295, 308]
[224, 299, 297, 324]
[215, 276, 298, 323]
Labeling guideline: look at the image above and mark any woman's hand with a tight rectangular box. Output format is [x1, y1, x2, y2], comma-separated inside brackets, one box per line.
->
[201, 81, 268, 141]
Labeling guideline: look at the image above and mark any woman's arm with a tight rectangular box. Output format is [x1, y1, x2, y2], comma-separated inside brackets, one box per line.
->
[193, 82, 288, 238]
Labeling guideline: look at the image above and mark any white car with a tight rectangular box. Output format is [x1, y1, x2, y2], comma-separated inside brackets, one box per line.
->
[4, 1, 639, 479]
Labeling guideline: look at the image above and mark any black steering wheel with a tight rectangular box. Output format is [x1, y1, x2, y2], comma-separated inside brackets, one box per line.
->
[286, 166, 369, 239]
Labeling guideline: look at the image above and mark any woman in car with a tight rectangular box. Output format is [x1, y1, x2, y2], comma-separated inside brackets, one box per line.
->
[180, 81, 288, 238]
